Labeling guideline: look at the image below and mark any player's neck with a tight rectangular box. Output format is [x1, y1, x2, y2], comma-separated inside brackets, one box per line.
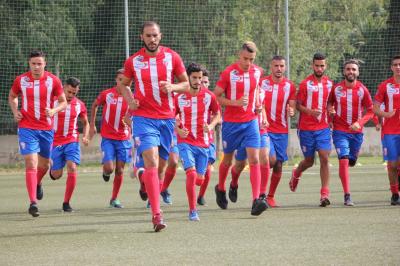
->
[31, 72, 44, 80]
[344, 79, 356, 88]
[272, 76, 284, 83]
[394, 75, 400, 84]
[313, 75, 322, 82]
[189, 87, 200, 96]
[144, 47, 160, 57]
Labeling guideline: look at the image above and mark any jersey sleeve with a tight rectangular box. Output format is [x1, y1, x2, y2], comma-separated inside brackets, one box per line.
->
[52, 76, 64, 97]
[79, 101, 88, 118]
[123, 57, 135, 80]
[172, 52, 186, 77]
[289, 82, 297, 100]
[296, 81, 307, 105]
[374, 82, 386, 104]
[11, 76, 21, 95]
[96, 91, 106, 105]
[209, 92, 220, 114]
[215, 69, 229, 91]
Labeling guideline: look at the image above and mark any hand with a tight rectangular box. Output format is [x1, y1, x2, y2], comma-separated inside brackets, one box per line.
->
[128, 99, 139, 110]
[375, 123, 382, 131]
[260, 119, 269, 130]
[328, 105, 336, 115]
[287, 104, 295, 117]
[349, 121, 361, 131]
[89, 126, 97, 140]
[159, 81, 173, 94]
[13, 111, 23, 122]
[82, 137, 89, 146]
[177, 127, 189, 138]
[203, 124, 213, 133]
[383, 110, 396, 118]
[236, 96, 248, 106]
[254, 104, 262, 114]
[45, 108, 55, 118]
[308, 108, 322, 117]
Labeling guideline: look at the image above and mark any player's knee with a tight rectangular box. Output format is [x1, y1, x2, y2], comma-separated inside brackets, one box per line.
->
[115, 167, 124, 176]
[49, 171, 61, 180]
[304, 157, 315, 167]
[349, 159, 357, 167]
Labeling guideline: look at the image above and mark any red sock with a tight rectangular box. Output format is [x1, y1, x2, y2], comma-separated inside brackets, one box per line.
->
[230, 166, 240, 188]
[195, 176, 204, 186]
[390, 183, 399, 194]
[397, 167, 400, 177]
[26, 168, 37, 203]
[64, 172, 77, 203]
[320, 186, 330, 199]
[294, 168, 302, 178]
[268, 171, 282, 198]
[339, 159, 350, 194]
[111, 174, 123, 200]
[218, 163, 230, 191]
[159, 179, 164, 192]
[249, 164, 261, 200]
[260, 164, 270, 195]
[161, 166, 176, 191]
[142, 167, 160, 215]
[186, 169, 197, 210]
[199, 166, 211, 197]
[37, 167, 47, 185]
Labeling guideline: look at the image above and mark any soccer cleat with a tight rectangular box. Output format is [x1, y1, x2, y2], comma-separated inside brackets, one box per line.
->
[189, 210, 200, 221]
[139, 189, 148, 201]
[259, 193, 269, 208]
[390, 193, 400, 205]
[266, 196, 279, 208]
[320, 197, 331, 207]
[251, 197, 268, 216]
[289, 169, 300, 192]
[197, 196, 206, 206]
[215, 185, 228, 209]
[109, 199, 123, 208]
[28, 203, 40, 217]
[160, 189, 172, 205]
[228, 184, 238, 203]
[344, 193, 354, 206]
[36, 184, 43, 200]
[62, 202, 73, 212]
[102, 173, 110, 182]
[152, 213, 167, 232]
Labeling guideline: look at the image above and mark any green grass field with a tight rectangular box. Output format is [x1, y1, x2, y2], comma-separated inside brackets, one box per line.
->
[1, 159, 399, 265]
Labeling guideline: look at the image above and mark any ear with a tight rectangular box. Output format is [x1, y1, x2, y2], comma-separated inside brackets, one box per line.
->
[140, 33, 144, 41]
[159, 32, 163, 40]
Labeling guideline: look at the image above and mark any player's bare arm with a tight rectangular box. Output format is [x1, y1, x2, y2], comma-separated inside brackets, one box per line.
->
[287, 99, 296, 117]
[214, 85, 247, 107]
[160, 72, 189, 94]
[119, 75, 139, 110]
[8, 90, 22, 122]
[89, 99, 99, 139]
[47, 93, 67, 117]
[373, 102, 396, 118]
[80, 115, 90, 146]
[296, 102, 321, 117]
[204, 110, 221, 133]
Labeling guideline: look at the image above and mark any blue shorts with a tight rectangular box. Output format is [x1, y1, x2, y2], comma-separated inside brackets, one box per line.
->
[178, 143, 209, 175]
[51, 142, 81, 170]
[222, 119, 260, 154]
[170, 133, 179, 154]
[332, 130, 363, 160]
[236, 133, 270, 161]
[208, 142, 216, 165]
[269, 133, 289, 162]
[101, 137, 132, 163]
[381, 138, 388, 161]
[382, 134, 400, 162]
[132, 116, 175, 161]
[18, 128, 54, 158]
[298, 128, 331, 158]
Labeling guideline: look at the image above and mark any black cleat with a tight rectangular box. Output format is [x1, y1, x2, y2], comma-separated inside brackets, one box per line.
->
[259, 193, 269, 208]
[28, 203, 40, 217]
[102, 173, 110, 182]
[319, 197, 331, 207]
[197, 196, 206, 206]
[62, 202, 73, 212]
[139, 189, 148, 201]
[251, 197, 268, 216]
[391, 193, 400, 205]
[215, 185, 228, 209]
[228, 184, 238, 203]
[36, 184, 43, 200]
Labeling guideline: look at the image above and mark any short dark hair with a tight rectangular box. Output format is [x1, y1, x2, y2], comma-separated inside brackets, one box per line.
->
[116, 68, 125, 76]
[65, 77, 80, 88]
[141, 21, 160, 34]
[343, 59, 360, 68]
[271, 55, 285, 62]
[241, 41, 258, 53]
[29, 50, 46, 59]
[201, 66, 209, 77]
[186, 63, 203, 76]
[391, 55, 400, 65]
[313, 52, 326, 62]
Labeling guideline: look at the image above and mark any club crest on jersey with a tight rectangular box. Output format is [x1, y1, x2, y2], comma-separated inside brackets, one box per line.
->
[261, 80, 272, 92]
[283, 83, 290, 93]
[306, 81, 319, 92]
[335, 87, 346, 98]
[387, 84, 399, 95]
[134, 56, 148, 69]
[106, 93, 117, 104]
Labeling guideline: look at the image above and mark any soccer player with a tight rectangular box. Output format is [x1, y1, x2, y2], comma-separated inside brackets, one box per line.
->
[8, 50, 67, 217]
[119, 21, 189, 232]
[373, 55, 400, 205]
[261, 55, 296, 207]
[49, 77, 89, 212]
[89, 69, 132, 209]
[329, 59, 374, 206]
[213, 41, 268, 216]
[289, 53, 333, 207]
[175, 63, 221, 220]
[197, 68, 218, 205]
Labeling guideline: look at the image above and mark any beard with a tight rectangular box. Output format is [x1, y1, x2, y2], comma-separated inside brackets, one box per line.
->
[344, 74, 357, 83]
[314, 71, 324, 78]
[143, 41, 159, 53]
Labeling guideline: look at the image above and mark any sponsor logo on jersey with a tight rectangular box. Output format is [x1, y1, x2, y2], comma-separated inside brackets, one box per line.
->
[106, 93, 117, 104]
